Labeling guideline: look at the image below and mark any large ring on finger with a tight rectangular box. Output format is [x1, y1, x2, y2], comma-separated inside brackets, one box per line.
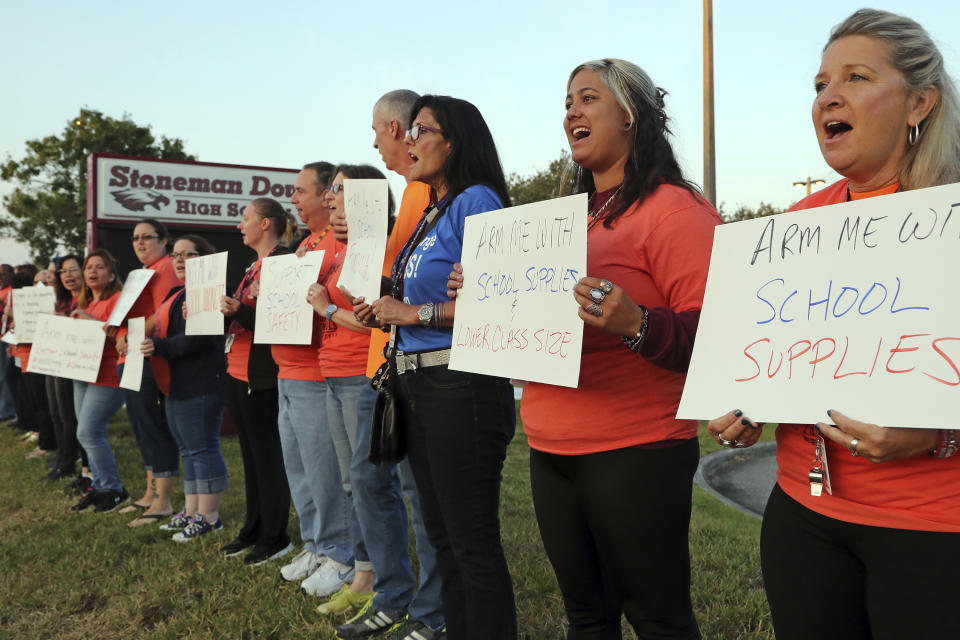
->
[598, 279, 614, 294]
[733, 440, 747, 448]
[586, 303, 603, 317]
[589, 288, 606, 304]
[718, 435, 733, 448]
[849, 437, 860, 457]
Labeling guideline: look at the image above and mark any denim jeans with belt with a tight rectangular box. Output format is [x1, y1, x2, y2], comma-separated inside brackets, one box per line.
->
[397, 365, 517, 639]
[276, 378, 352, 565]
[164, 394, 229, 494]
[74, 380, 126, 493]
[117, 362, 179, 477]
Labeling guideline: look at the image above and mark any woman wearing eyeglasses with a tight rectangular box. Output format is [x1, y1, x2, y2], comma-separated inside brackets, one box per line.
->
[141, 235, 229, 541]
[352, 96, 517, 640]
[116, 219, 183, 526]
[44, 254, 87, 483]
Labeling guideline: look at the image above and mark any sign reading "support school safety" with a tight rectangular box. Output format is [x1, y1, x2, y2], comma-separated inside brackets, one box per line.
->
[449, 194, 587, 387]
[678, 182, 960, 429]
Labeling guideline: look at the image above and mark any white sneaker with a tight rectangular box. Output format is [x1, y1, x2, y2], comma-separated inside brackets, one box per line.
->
[301, 557, 354, 597]
[280, 548, 324, 582]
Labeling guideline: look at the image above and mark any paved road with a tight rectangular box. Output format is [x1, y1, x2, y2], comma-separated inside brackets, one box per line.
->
[695, 442, 778, 518]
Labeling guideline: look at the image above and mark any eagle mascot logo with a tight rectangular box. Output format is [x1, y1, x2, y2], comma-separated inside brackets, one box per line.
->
[111, 189, 171, 212]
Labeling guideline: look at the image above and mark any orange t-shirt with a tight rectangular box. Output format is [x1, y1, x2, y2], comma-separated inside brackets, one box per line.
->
[85, 293, 121, 387]
[776, 178, 960, 531]
[17, 344, 31, 370]
[226, 259, 261, 383]
[317, 241, 370, 379]
[117, 255, 180, 365]
[365, 181, 431, 378]
[270, 229, 335, 381]
[149, 289, 182, 396]
[521, 184, 721, 454]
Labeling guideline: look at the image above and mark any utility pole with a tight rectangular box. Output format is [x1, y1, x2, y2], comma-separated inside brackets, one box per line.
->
[703, 0, 716, 207]
[793, 176, 825, 196]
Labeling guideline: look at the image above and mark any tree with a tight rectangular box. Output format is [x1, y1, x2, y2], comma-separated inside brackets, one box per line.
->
[718, 201, 783, 223]
[1, 109, 194, 260]
[507, 151, 576, 206]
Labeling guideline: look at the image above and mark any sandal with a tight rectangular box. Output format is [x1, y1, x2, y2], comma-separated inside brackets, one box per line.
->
[127, 513, 172, 528]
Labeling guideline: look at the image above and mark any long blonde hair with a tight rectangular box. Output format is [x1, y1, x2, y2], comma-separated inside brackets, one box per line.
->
[827, 9, 960, 190]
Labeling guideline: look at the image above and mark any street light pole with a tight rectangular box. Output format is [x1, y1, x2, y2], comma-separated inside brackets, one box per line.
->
[792, 176, 826, 196]
[703, 0, 716, 207]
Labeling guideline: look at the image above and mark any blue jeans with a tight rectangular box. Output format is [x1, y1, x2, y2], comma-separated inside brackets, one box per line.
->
[0, 345, 16, 419]
[117, 363, 179, 477]
[276, 378, 352, 565]
[165, 394, 229, 494]
[351, 382, 444, 627]
[74, 381, 126, 493]
[326, 375, 373, 572]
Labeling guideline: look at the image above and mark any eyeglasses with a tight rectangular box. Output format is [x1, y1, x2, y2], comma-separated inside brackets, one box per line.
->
[330, 184, 344, 195]
[406, 123, 444, 141]
[58, 267, 81, 275]
[131, 234, 160, 243]
[170, 251, 199, 261]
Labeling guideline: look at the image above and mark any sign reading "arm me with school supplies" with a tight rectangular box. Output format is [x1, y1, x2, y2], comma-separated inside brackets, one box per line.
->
[678, 182, 960, 429]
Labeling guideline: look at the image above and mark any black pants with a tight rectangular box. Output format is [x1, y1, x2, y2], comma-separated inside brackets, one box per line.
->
[397, 365, 517, 640]
[530, 439, 702, 640]
[47, 375, 83, 473]
[224, 375, 290, 549]
[20, 370, 55, 451]
[762, 484, 960, 640]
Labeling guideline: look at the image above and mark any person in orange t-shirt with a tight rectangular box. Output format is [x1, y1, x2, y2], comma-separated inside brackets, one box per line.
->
[502, 60, 717, 638]
[0, 263, 16, 421]
[116, 219, 182, 525]
[321, 91, 445, 635]
[707, 10, 960, 639]
[69, 250, 130, 513]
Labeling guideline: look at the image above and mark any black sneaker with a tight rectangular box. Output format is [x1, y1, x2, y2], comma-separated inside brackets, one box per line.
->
[93, 488, 130, 512]
[44, 467, 75, 482]
[337, 602, 405, 639]
[70, 489, 98, 512]
[220, 537, 255, 557]
[382, 617, 447, 640]
[242, 542, 293, 566]
[67, 475, 92, 496]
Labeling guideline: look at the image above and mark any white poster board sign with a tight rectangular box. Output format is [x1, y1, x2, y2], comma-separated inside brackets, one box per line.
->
[107, 269, 154, 326]
[27, 315, 106, 383]
[339, 179, 389, 303]
[185, 252, 228, 335]
[254, 251, 325, 345]
[678, 183, 960, 429]
[449, 194, 588, 387]
[11, 287, 56, 342]
[119, 317, 145, 391]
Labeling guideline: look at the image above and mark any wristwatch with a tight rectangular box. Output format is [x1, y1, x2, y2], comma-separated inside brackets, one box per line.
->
[325, 304, 338, 321]
[417, 302, 435, 326]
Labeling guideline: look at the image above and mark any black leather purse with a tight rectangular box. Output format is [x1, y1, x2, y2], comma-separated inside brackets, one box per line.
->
[369, 328, 405, 464]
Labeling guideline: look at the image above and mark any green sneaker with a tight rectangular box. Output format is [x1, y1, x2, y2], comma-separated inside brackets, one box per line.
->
[316, 584, 374, 616]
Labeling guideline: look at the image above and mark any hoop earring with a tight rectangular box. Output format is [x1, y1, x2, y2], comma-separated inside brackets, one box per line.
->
[908, 122, 920, 146]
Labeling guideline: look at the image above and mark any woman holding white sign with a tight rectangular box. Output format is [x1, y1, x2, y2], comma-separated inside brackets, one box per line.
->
[355, 96, 518, 639]
[70, 250, 131, 513]
[519, 59, 719, 639]
[219, 198, 295, 566]
[707, 9, 960, 639]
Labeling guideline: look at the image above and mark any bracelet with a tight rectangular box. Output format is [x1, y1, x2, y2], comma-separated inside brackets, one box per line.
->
[932, 429, 958, 458]
[621, 306, 649, 354]
[431, 301, 445, 329]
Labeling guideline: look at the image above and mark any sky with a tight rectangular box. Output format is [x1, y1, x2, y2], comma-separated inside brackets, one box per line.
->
[2, 0, 959, 263]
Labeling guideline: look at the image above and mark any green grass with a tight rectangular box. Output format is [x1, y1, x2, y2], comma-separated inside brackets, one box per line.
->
[0, 411, 775, 639]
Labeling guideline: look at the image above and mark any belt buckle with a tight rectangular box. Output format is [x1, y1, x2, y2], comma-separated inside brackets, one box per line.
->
[396, 351, 416, 375]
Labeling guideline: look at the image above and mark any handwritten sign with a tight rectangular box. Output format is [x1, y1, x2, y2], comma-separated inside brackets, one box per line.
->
[11, 287, 56, 342]
[678, 183, 960, 429]
[185, 252, 228, 335]
[119, 317, 145, 391]
[254, 251, 325, 344]
[339, 179, 389, 303]
[449, 194, 587, 387]
[107, 269, 154, 326]
[27, 315, 106, 383]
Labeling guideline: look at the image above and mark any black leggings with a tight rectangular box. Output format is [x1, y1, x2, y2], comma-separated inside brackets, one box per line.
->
[224, 376, 289, 549]
[761, 484, 960, 640]
[47, 375, 84, 472]
[20, 370, 54, 450]
[530, 439, 701, 640]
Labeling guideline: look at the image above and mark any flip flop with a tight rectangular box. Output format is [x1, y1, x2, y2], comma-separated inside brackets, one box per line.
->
[117, 502, 150, 515]
[127, 513, 172, 528]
